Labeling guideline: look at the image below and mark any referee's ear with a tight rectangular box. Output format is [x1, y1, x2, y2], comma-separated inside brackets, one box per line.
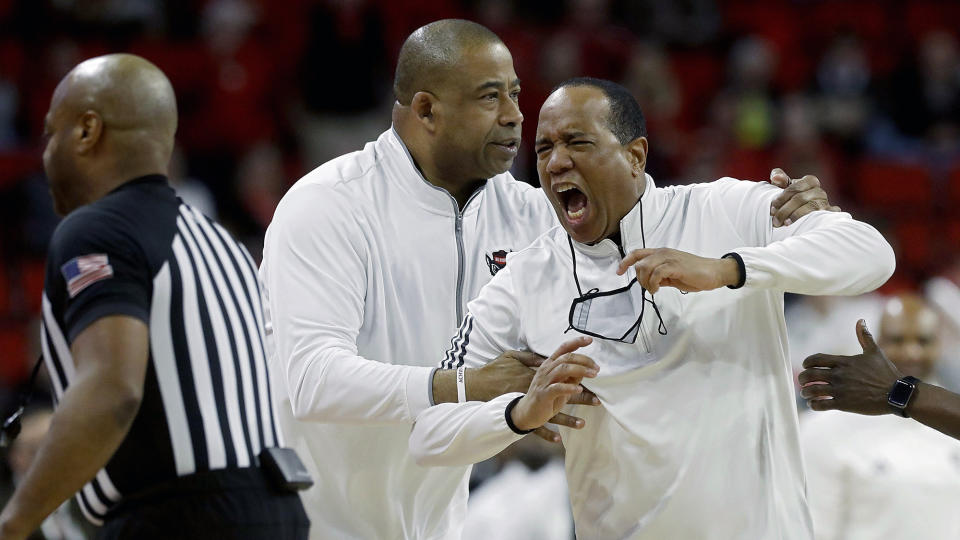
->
[75, 110, 104, 155]
[411, 91, 438, 133]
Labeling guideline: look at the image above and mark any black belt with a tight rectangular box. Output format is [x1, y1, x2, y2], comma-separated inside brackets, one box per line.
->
[106, 467, 277, 518]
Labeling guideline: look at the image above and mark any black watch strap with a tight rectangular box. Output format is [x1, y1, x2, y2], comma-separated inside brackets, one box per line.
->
[887, 376, 921, 417]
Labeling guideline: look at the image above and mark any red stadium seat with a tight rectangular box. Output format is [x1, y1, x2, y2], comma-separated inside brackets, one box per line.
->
[0, 324, 29, 386]
[905, 1, 960, 40]
[893, 219, 934, 273]
[20, 258, 45, 314]
[854, 159, 932, 211]
[949, 164, 960, 206]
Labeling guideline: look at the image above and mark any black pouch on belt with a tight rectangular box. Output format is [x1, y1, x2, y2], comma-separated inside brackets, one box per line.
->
[259, 447, 314, 492]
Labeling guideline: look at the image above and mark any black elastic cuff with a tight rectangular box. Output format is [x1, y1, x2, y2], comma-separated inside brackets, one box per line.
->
[504, 396, 534, 435]
[722, 252, 746, 289]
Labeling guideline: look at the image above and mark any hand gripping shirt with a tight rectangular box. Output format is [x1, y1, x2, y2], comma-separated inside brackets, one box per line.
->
[410, 175, 896, 540]
[259, 128, 558, 539]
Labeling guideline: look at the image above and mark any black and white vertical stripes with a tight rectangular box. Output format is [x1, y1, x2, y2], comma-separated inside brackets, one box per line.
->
[40, 204, 279, 525]
[441, 313, 474, 369]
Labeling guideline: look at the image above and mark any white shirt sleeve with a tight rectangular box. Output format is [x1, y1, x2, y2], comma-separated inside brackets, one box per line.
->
[712, 179, 895, 295]
[262, 185, 433, 425]
[415, 265, 532, 465]
[440, 264, 528, 369]
[409, 392, 527, 466]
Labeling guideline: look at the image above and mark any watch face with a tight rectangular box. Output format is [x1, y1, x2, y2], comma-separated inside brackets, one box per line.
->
[888, 379, 915, 408]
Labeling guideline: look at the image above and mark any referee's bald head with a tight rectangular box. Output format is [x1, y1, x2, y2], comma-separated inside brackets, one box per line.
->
[393, 19, 505, 105]
[43, 53, 178, 214]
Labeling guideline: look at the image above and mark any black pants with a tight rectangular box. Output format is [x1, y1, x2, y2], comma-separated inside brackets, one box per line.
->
[98, 467, 309, 540]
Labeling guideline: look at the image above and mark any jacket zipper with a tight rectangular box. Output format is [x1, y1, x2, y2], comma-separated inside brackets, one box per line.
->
[453, 190, 482, 324]
[618, 232, 652, 354]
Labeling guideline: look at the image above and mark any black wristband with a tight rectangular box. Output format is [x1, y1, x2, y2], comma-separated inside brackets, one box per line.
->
[504, 396, 534, 435]
[722, 252, 746, 289]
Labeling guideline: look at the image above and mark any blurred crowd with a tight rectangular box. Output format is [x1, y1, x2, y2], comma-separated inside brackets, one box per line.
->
[1, 0, 960, 537]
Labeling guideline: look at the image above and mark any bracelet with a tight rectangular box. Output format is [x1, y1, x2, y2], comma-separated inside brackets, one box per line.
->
[456, 366, 467, 403]
[504, 396, 535, 435]
[722, 252, 746, 289]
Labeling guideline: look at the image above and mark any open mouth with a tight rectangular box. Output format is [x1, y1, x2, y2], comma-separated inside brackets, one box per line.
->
[556, 184, 588, 221]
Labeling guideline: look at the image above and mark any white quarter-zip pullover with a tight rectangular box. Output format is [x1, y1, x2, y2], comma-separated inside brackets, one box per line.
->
[259, 128, 557, 539]
[410, 176, 895, 540]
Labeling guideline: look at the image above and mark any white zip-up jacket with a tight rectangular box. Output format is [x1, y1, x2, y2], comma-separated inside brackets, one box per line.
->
[259, 128, 557, 539]
[409, 176, 895, 540]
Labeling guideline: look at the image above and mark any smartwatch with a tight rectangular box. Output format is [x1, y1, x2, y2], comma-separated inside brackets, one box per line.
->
[887, 376, 921, 417]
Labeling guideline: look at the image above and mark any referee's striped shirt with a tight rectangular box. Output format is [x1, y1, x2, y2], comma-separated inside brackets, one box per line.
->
[40, 175, 281, 525]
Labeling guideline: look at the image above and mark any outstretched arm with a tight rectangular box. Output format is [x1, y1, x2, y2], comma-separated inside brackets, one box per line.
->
[800, 320, 960, 441]
[619, 179, 893, 296]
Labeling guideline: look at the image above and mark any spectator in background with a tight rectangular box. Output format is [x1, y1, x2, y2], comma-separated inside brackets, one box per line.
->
[167, 145, 217, 220]
[814, 32, 873, 153]
[873, 29, 960, 161]
[621, 42, 682, 179]
[725, 36, 778, 151]
[801, 294, 960, 539]
[772, 94, 839, 205]
[618, 0, 720, 47]
[294, 0, 392, 167]
[235, 142, 287, 260]
[925, 257, 960, 389]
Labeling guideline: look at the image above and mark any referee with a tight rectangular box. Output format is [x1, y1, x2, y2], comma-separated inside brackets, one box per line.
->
[0, 54, 309, 539]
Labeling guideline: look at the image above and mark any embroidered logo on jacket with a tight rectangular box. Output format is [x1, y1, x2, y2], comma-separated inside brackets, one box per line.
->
[61, 254, 114, 298]
[485, 250, 511, 276]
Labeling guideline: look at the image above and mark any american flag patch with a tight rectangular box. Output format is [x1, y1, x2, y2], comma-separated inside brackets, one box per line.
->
[61, 254, 114, 298]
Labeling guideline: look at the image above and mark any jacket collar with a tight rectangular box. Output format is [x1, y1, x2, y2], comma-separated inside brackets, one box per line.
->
[378, 127, 484, 217]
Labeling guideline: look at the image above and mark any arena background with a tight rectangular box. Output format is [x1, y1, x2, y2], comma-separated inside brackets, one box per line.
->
[0, 0, 958, 534]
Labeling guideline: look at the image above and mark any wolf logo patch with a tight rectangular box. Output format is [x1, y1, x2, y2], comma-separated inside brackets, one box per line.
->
[485, 249, 511, 276]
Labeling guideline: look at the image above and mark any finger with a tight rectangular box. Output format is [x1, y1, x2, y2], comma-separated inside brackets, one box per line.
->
[855, 319, 879, 354]
[548, 412, 585, 429]
[807, 396, 837, 412]
[546, 382, 584, 397]
[827, 205, 842, 212]
[773, 188, 817, 227]
[546, 337, 593, 364]
[533, 426, 562, 443]
[543, 363, 597, 383]
[567, 390, 601, 406]
[799, 382, 833, 399]
[797, 368, 832, 386]
[511, 350, 546, 368]
[633, 256, 666, 291]
[802, 353, 842, 369]
[617, 249, 655, 275]
[646, 262, 672, 295]
[769, 175, 803, 217]
[783, 193, 829, 224]
[769, 168, 790, 189]
[553, 353, 600, 372]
